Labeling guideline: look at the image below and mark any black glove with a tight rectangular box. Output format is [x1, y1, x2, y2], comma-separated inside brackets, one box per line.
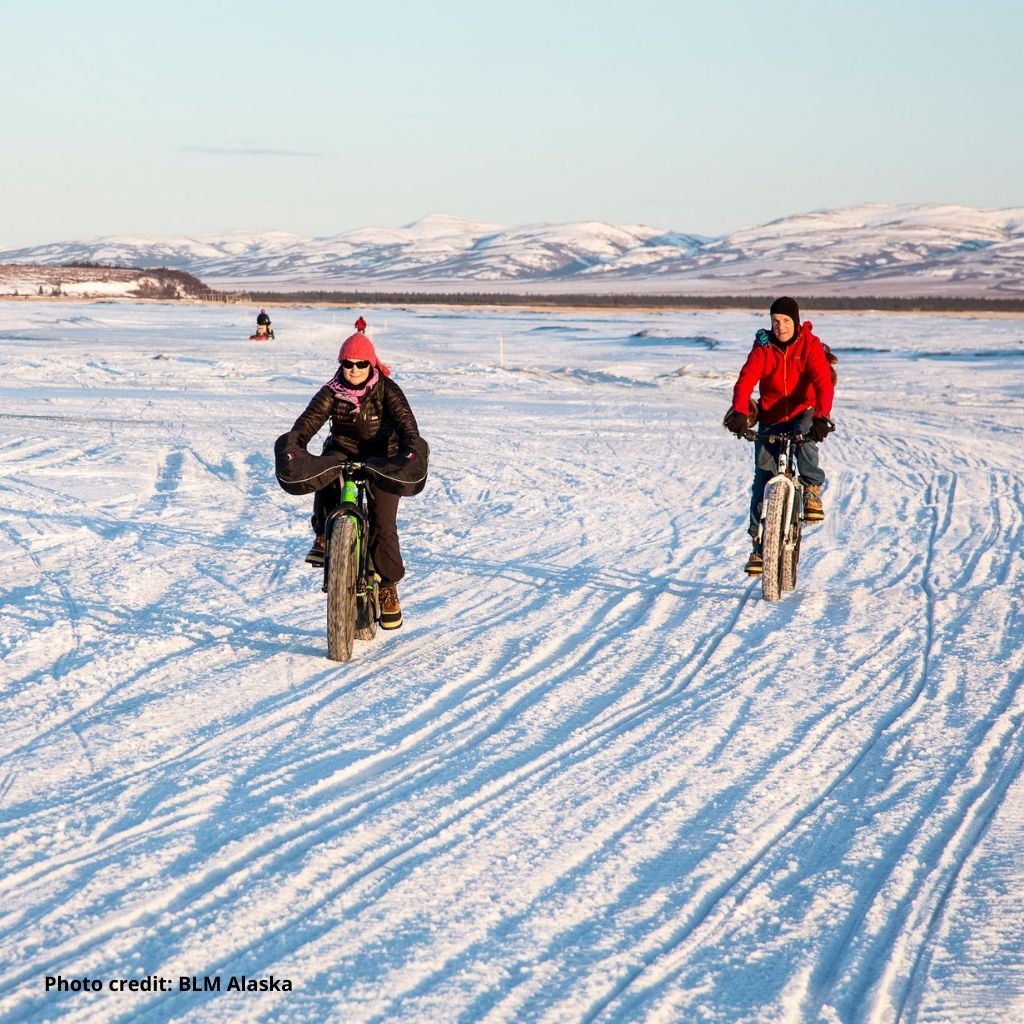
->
[808, 416, 835, 442]
[724, 411, 749, 436]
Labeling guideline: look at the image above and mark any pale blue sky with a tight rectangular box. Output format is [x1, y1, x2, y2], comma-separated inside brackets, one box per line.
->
[3, 0, 1020, 245]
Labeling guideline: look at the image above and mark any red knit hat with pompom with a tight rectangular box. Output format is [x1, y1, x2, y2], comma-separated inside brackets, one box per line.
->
[338, 327, 391, 377]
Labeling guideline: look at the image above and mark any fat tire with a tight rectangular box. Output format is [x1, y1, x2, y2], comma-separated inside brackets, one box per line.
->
[355, 579, 379, 642]
[761, 481, 787, 602]
[781, 517, 801, 593]
[326, 518, 357, 661]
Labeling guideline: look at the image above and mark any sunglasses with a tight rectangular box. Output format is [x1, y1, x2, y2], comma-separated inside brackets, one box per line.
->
[341, 359, 371, 370]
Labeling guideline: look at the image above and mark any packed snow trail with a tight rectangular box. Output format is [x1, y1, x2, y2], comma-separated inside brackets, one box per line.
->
[0, 302, 1022, 1023]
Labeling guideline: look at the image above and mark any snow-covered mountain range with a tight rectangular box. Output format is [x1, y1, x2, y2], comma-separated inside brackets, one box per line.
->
[3, 203, 1023, 296]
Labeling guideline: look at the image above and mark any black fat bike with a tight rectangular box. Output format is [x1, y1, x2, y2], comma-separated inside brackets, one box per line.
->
[322, 461, 380, 662]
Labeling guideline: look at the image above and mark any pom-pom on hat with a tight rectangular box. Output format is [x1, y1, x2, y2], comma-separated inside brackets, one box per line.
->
[769, 296, 800, 326]
[338, 320, 391, 377]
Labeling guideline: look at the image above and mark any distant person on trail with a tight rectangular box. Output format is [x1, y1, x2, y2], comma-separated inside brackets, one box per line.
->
[288, 319, 420, 630]
[256, 308, 272, 337]
[724, 296, 836, 576]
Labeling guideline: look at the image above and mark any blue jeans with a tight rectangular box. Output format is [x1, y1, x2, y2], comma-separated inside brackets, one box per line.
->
[748, 410, 825, 536]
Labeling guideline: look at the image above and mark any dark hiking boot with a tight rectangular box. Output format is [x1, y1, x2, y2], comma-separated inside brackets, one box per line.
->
[745, 543, 763, 576]
[803, 484, 824, 523]
[305, 535, 325, 567]
[379, 582, 403, 630]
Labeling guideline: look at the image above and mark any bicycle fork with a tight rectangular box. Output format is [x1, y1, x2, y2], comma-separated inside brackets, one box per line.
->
[322, 477, 368, 595]
[758, 472, 802, 549]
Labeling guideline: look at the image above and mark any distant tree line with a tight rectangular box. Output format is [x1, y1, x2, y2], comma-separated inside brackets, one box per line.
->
[17, 265, 1023, 311]
[238, 290, 1024, 313]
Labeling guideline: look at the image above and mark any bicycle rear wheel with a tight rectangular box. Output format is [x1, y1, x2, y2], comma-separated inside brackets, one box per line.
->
[761, 481, 788, 601]
[781, 518, 802, 594]
[326, 518, 357, 661]
[355, 574, 379, 641]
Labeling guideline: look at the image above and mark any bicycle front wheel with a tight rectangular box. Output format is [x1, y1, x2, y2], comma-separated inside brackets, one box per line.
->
[761, 481, 788, 602]
[326, 517, 358, 661]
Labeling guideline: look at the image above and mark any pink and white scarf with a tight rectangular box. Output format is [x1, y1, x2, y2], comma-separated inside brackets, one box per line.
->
[327, 367, 380, 411]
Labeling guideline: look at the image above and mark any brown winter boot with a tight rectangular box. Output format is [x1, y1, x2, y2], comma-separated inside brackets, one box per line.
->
[379, 582, 403, 630]
[744, 542, 763, 576]
[803, 484, 824, 523]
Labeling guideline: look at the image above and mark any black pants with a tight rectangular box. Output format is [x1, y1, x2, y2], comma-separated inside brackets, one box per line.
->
[312, 481, 405, 584]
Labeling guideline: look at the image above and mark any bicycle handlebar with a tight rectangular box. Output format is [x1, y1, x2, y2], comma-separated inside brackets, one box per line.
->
[740, 429, 811, 444]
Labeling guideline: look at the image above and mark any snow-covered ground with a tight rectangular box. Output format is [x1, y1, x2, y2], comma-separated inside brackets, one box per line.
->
[1, 300, 1022, 1024]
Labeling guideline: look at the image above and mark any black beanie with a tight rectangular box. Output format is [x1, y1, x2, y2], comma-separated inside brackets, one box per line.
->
[769, 296, 800, 325]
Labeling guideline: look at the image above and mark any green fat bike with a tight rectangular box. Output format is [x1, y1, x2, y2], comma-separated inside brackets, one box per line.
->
[322, 461, 380, 662]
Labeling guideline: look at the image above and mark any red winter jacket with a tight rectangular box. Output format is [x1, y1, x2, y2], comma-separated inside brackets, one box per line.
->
[731, 321, 834, 426]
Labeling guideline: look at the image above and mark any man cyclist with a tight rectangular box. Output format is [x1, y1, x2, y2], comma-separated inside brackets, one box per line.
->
[724, 296, 835, 575]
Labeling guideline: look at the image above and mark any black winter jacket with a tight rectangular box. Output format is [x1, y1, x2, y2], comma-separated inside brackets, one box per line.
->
[290, 371, 420, 461]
